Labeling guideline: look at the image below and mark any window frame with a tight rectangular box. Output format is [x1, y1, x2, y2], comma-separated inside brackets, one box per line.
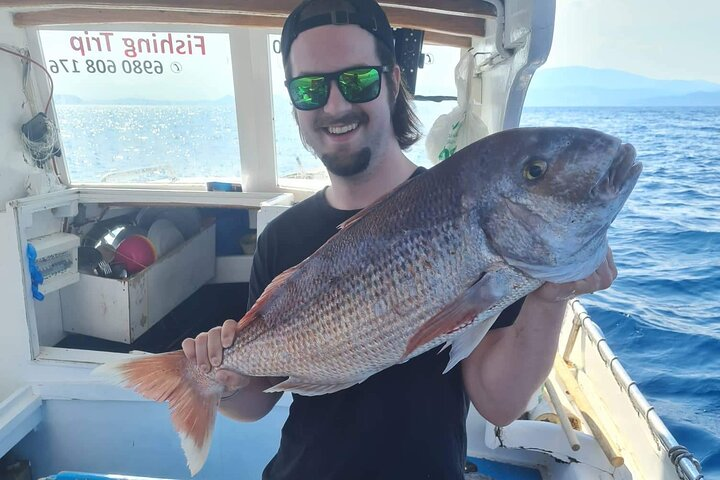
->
[26, 25, 462, 202]
[25, 24, 288, 194]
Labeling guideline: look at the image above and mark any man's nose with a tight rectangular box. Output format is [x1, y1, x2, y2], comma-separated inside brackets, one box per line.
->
[323, 80, 352, 115]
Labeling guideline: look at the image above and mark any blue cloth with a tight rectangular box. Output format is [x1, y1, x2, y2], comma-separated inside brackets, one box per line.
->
[26, 243, 44, 301]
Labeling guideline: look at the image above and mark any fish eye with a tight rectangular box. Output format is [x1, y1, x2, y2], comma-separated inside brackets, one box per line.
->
[523, 158, 548, 180]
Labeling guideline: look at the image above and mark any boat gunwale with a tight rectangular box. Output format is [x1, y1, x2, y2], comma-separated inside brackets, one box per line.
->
[566, 299, 705, 480]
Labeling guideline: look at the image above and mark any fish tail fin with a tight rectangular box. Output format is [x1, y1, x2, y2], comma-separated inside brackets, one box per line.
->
[92, 350, 222, 476]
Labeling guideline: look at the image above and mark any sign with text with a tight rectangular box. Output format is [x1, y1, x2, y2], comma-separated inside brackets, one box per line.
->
[39, 30, 234, 103]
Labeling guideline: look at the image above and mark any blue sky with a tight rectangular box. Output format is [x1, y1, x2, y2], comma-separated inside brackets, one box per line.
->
[545, 0, 720, 83]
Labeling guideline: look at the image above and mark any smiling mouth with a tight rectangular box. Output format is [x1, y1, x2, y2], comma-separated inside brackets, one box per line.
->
[326, 123, 359, 135]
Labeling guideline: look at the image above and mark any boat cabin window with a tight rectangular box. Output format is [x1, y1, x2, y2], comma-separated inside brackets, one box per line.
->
[37, 29, 241, 186]
[35, 27, 459, 192]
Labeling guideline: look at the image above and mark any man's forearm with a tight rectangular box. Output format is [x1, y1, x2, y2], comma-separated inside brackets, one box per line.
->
[219, 376, 283, 422]
[463, 295, 567, 425]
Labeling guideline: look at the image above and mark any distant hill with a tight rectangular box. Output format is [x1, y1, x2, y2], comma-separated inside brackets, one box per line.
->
[525, 67, 720, 107]
[635, 90, 720, 107]
[55, 95, 84, 105]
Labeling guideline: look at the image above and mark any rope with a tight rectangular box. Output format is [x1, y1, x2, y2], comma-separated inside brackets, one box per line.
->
[1, 43, 63, 177]
[668, 445, 704, 480]
[0, 44, 54, 114]
[21, 114, 60, 167]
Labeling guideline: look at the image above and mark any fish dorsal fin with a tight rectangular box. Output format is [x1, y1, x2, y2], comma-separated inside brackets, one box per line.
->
[337, 172, 420, 230]
[237, 263, 302, 332]
[337, 191, 393, 230]
[403, 270, 510, 360]
[337, 206, 370, 231]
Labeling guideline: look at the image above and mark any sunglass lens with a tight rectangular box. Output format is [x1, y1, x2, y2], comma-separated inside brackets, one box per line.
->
[289, 76, 328, 110]
[339, 67, 381, 103]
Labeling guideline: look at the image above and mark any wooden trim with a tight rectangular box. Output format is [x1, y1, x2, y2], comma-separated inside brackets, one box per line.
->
[383, 1, 495, 18]
[423, 31, 472, 48]
[14, 6, 485, 37]
[14, 9, 287, 28]
[15, 9, 474, 47]
[554, 356, 625, 468]
[3, 0, 298, 12]
[386, 6, 484, 36]
[2, 0, 497, 18]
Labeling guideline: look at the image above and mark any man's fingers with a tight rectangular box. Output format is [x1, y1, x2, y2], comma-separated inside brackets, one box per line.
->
[221, 319, 238, 349]
[607, 248, 618, 279]
[534, 247, 619, 303]
[181, 338, 196, 362]
[570, 276, 592, 296]
[575, 258, 615, 295]
[182, 320, 239, 372]
[598, 260, 614, 288]
[207, 327, 223, 367]
[194, 332, 211, 373]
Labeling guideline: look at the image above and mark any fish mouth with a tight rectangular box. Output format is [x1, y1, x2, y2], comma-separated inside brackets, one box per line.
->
[591, 143, 643, 199]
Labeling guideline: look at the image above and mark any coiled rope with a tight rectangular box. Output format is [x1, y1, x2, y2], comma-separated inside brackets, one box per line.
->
[668, 445, 704, 480]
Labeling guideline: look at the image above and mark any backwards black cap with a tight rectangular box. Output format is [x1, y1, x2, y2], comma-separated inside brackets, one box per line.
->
[280, 0, 395, 68]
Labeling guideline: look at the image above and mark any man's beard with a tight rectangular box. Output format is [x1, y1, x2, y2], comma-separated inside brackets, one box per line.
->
[311, 109, 373, 178]
[321, 147, 371, 177]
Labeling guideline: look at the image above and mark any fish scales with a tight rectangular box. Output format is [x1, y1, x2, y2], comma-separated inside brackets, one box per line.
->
[222, 165, 502, 383]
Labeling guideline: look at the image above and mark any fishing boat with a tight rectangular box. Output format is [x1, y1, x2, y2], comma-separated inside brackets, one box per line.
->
[0, 1, 706, 479]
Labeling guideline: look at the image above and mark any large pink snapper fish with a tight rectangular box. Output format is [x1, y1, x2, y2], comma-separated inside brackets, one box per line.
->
[94, 127, 642, 475]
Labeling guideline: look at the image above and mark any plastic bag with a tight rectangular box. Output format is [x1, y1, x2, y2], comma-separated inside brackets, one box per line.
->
[425, 49, 489, 164]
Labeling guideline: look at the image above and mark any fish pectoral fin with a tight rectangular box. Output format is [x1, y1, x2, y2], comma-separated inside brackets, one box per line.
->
[442, 315, 498, 374]
[265, 377, 363, 396]
[403, 270, 510, 360]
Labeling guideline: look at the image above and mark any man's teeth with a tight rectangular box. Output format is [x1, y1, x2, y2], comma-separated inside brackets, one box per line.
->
[327, 123, 359, 135]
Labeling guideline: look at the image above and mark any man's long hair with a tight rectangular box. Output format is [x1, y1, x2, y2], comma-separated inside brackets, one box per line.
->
[375, 40, 422, 150]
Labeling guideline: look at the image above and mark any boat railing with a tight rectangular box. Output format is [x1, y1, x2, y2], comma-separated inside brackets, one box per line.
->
[565, 299, 705, 480]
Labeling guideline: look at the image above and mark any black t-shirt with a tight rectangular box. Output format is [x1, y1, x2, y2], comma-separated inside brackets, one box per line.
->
[247, 168, 525, 480]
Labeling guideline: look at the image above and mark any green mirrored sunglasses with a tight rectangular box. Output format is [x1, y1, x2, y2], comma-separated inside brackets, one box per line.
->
[286, 65, 391, 111]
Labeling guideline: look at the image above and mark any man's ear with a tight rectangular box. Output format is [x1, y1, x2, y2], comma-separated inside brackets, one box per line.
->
[392, 64, 401, 101]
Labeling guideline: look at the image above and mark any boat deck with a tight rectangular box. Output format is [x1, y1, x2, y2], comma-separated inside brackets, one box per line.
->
[466, 456, 542, 479]
[39, 460, 543, 480]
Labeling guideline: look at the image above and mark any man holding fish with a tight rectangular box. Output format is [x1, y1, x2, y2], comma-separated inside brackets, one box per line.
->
[184, 0, 619, 476]
[97, 0, 639, 477]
